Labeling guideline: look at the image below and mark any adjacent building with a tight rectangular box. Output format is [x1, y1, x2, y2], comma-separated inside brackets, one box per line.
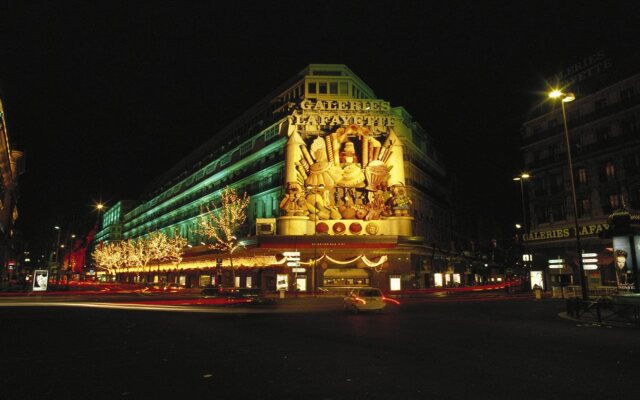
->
[0, 98, 25, 284]
[520, 52, 640, 291]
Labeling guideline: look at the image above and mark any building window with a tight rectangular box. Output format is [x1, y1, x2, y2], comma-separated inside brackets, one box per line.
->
[264, 125, 279, 141]
[577, 168, 588, 185]
[329, 82, 338, 94]
[578, 198, 591, 217]
[623, 154, 640, 176]
[594, 98, 608, 111]
[220, 153, 231, 166]
[620, 116, 638, 136]
[596, 126, 610, 142]
[339, 82, 349, 95]
[551, 204, 565, 222]
[605, 162, 616, 181]
[239, 141, 253, 156]
[609, 194, 621, 210]
[319, 82, 327, 94]
[308, 82, 316, 94]
[630, 189, 640, 209]
[568, 109, 581, 121]
[620, 87, 634, 102]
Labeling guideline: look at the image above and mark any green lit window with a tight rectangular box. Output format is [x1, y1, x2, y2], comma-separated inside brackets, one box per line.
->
[220, 154, 231, 166]
[205, 163, 217, 175]
[265, 125, 279, 141]
[240, 141, 253, 155]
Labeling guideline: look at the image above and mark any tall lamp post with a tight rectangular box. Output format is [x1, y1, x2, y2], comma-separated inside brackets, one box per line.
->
[513, 173, 530, 235]
[92, 203, 106, 281]
[54, 226, 61, 265]
[306, 183, 325, 296]
[549, 90, 587, 300]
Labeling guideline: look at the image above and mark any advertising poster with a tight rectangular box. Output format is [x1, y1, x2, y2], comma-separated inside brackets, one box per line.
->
[33, 270, 49, 292]
[612, 237, 636, 291]
[530, 270, 544, 290]
[276, 274, 288, 291]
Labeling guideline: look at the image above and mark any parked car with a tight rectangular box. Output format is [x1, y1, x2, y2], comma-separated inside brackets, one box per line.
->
[343, 288, 387, 313]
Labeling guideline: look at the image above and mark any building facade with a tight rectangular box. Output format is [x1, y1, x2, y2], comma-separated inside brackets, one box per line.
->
[521, 56, 640, 291]
[96, 65, 458, 291]
[0, 98, 25, 285]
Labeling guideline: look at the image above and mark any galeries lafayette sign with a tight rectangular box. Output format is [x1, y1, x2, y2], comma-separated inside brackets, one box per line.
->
[523, 223, 609, 242]
[290, 99, 397, 128]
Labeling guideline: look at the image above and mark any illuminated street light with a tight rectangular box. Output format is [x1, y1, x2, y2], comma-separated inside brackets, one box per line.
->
[549, 89, 587, 300]
[306, 183, 325, 295]
[53, 226, 62, 266]
[513, 173, 530, 234]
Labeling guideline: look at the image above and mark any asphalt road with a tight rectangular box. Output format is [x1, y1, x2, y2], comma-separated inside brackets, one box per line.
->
[1, 295, 638, 400]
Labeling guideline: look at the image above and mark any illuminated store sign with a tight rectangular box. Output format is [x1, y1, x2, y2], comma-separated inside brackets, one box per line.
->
[290, 99, 397, 129]
[523, 224, 609, 242]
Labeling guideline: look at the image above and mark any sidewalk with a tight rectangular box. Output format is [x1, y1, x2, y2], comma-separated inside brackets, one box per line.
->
[558, 298, 640, 328]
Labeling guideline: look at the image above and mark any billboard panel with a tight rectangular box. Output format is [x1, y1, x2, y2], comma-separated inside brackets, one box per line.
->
[33, 270, 49, 292]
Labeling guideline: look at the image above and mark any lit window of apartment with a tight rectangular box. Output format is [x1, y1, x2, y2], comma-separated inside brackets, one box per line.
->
[605, 162, 616, 180]
[220, 153, 231, 166]
[239, 141, 253, 156]
[264, 125, 279, 141]
[577, 168, 588, 185]
[578, 198, 591, 217]
[609, 193, 621, 210]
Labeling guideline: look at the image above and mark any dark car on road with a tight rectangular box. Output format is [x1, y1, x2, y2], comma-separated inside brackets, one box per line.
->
[201, 287, 275, 306]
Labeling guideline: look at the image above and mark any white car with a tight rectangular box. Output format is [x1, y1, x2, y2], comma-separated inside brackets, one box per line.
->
[343, 288, 387, 313]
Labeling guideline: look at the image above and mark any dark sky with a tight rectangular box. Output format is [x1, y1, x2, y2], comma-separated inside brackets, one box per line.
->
[1, 1, 639, 254]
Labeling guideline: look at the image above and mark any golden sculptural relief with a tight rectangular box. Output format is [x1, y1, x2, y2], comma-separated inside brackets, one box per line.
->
[279, 124, 412, 225]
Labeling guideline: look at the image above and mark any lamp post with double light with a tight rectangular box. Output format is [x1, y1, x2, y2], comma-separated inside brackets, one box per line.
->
[513, 173, 530, 235]
[549, 90, 587, 300]
[306, 183, 325, 295]
[54, 226, 62, 265]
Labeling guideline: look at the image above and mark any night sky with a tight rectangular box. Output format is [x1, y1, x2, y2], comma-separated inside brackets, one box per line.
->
[1, 1, 639, 254]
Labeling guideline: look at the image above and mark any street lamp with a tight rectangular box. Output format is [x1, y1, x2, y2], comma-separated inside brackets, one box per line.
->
[66, 233, 76, 271]
[549, 89, 587, 300]
[306, 183, 325, 296]
[54, 226, 61, 265]
[513, 173, 530, 234]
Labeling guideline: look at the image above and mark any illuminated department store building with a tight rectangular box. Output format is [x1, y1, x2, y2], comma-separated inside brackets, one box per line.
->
[96, 64, 455, 292]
